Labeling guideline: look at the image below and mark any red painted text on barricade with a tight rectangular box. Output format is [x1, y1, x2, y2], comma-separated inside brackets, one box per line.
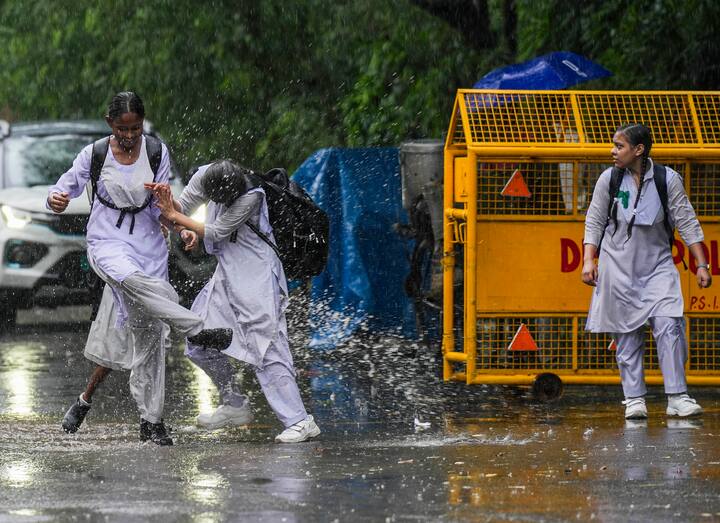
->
[688, 296, 720, 311]
[560, 238, 720, 275]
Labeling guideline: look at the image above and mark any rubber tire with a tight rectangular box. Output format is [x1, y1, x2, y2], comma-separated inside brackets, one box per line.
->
[531, 373, 563, 402]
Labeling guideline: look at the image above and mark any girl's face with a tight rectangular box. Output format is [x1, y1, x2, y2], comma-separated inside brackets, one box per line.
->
[611, 131, 644, 170]
[106, 112, 144, 151]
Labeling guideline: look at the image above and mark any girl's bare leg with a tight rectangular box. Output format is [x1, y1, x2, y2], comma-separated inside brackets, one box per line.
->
[81, 365, 112, 402]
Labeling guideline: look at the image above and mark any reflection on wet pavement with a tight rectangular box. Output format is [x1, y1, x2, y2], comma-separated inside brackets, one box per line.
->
[0, 310, 720, 522]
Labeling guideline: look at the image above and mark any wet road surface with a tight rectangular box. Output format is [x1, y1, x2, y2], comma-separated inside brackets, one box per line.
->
[1, 305, 720, 522]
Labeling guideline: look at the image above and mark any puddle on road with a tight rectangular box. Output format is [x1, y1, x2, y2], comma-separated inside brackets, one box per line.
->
[1, 314, 720, 521]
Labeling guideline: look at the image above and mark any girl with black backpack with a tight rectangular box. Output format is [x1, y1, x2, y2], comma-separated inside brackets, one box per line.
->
[146, 160, 321, 443]
[50, 92, 232, 444]
[581, 123, 711, 420]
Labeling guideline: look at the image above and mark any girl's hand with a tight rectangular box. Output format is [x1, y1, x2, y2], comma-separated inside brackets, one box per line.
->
[697, 267, 712, 289]
[48, 192, 70, 213]
[148, 183, 175, 217]
[180, 229, 198, 251]
[581, 259, 598, 286]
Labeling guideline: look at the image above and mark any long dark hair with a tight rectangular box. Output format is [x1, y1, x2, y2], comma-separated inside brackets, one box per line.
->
[106, 91, 145, 121]
[202, 159, 256, 205]
[613, 123, 653, 243]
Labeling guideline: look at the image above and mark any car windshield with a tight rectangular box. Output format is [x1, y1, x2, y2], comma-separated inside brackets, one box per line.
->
[3, 134, 102, 188]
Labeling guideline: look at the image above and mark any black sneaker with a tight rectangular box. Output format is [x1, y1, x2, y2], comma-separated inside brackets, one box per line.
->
[187, 328, 233, 351]
[62, 396, 92, 433]
[140, 418, 174, 446]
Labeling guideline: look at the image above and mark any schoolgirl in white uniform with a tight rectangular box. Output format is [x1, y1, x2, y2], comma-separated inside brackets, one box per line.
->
[147, 160, 320, 443]
[50, 92, 231, 444]
[582, 123, 712, 419]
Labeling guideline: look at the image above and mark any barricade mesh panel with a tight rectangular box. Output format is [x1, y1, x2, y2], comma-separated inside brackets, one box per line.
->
[577, 163, 608, 212]
[576, 317, 658, 371]
[477, 162, 567, 215]
[462, 92, 573, 144]
[477, 161, 692, 216]
[689, 316, 720, 371]
[692, 95, 720, 143]
[475, 316, 572, 370]
[471, 316, 676, 373]
[576, 93, 696, 144]
[689, 163, 720, 216]
[455, 91, 720, 147]
[470, 315, 720, 374]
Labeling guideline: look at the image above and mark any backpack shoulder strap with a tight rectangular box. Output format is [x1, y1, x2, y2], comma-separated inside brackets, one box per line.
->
[597, 167, 624, 252]
[89, 137, 110, 204]
[144, 135, 163, 180]
[261, 168, 290, 190]
[246, 221, 282, 261]
[653, 162, 668, 211]
[90, 137, 110, 183]
[607, 167, 623, 205]
[652, 162, 682, 266]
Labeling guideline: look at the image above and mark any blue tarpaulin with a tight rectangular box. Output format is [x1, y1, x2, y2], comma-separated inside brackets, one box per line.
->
[473, 51, 612, 90]
[292, 148, 416, 349]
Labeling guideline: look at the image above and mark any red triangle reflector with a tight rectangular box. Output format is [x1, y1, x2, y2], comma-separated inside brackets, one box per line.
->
[501, 169, 531, 198]
[508, 323, 539, 351]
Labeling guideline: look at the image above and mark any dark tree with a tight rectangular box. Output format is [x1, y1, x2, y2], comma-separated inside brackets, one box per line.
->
[409, 0, 494, 49]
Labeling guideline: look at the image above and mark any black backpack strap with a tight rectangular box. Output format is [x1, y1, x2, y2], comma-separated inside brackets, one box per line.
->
[89, 135, 158, 234]
[597, 167, 623, 252]
[653, 162, 686, 269]
[246, 221, 282, 262]
[144, 135, 163, 180]
[261, 168, 290, 189]
[89, 137, 110, 207]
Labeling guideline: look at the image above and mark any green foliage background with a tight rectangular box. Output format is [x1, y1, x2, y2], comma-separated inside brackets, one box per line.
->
[1, 0, 719, 172]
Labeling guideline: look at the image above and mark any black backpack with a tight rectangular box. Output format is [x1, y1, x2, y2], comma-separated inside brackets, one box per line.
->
[599, 162, 678, 259]
[89, 135, 162, 234]
[245, 168, 329, 280]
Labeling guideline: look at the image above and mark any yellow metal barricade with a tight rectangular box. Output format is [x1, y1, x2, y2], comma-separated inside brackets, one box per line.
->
[443, 89, 720, 392]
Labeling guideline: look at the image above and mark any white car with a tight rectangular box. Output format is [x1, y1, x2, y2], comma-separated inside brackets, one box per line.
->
[0, 120, 213, 329]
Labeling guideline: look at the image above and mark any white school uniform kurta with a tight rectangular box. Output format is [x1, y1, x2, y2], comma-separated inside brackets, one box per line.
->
[584, 159, 704, 334]
[48, 136, 172, 423]
[179, 165, 289, 367]
[48, 135, 170, 323]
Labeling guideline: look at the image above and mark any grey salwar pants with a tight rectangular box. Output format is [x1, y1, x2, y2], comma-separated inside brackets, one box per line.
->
[87, 265, 205, 423]
[187, 330, 308, 428]
[614, 316, 688, 398]
[120, 272, 203, 337]
[84, 284, 168, 424]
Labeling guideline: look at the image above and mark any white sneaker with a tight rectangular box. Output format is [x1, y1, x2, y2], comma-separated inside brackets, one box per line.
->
[195, 404, 253, 430]
[622, 397, 648, 419]
[275, 415, 321, 443]
[666, 393, 703, 417]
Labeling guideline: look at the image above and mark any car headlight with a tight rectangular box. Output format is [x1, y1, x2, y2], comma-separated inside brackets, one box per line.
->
[190, 204, 206, 224]
[1, 205, 32, 229]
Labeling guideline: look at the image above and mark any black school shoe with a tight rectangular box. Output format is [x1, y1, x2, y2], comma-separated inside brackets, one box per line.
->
[187, 328, 233, 351]
[62, 396, 92, 433]
[140, 418, 173, 446]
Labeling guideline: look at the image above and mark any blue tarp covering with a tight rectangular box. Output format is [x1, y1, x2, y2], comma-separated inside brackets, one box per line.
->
[473, 51, 612, 90]
[292, 148, 416, 349]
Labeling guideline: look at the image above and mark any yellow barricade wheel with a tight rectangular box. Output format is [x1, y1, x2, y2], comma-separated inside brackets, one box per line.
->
[531, 373, 563, 402]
